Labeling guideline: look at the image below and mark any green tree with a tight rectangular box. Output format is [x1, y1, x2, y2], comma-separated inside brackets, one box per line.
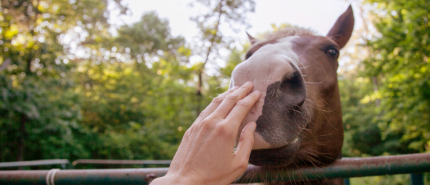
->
[0, 0, 127, 163]
[362, 0, 430, 153]
[189, 0, 255, 113]
[73, 12, 199, 160]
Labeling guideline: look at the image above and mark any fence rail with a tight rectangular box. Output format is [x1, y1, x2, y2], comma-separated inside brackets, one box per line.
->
[71, 159, 171, 166]
[0, 153, 429, 184]
[0, 159, 71, 169]
[237, 153, 430, 183]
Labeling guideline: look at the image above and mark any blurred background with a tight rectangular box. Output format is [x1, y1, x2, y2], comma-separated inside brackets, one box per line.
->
[0, 0, 429, 184]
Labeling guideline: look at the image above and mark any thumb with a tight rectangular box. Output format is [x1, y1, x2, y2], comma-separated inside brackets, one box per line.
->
[234, 122, 256, 161]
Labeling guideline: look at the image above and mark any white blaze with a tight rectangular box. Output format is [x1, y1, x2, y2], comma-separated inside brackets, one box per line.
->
[231, 36, 301, 150]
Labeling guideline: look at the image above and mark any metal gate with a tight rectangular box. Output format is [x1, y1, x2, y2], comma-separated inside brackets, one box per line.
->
[0, 153, 429, 185]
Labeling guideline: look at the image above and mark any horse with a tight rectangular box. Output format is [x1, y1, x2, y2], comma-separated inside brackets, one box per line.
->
[230, 5, 354, 185]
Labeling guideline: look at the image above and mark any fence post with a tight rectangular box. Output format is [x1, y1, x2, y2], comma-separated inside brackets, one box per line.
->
[410, 173, 423, 185]
[344, 178, 350, 185]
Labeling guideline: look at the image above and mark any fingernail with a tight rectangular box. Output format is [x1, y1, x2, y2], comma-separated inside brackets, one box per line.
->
[249, 122, 257, 132]
[232, 86, 239, 90]
[245, 81, 253, 86]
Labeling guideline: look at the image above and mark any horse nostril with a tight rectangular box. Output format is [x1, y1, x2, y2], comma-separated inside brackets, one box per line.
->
[279, 67, 306, 107]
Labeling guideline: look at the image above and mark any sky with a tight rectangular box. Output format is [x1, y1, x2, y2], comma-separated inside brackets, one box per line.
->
[114, 0, 359, 42]
[109, 0, 361, 68]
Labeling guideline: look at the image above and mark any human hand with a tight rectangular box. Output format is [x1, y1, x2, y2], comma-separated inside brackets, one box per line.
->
[151, 82, 260, 185]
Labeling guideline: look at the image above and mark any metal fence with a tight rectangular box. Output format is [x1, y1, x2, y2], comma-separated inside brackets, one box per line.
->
[0, 153, 429, 185]
[72, 159, 171, 168]
[0, 159, 71, 170]
[0, 159, 172, 170]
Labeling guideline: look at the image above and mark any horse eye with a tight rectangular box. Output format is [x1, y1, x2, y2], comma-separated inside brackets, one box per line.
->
[326, 48, 338, 56]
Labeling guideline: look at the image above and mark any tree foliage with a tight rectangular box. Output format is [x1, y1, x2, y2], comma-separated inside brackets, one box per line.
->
[338, 1, 430, 183]
[74, 12, 197, 160]
[0, 0, 127, 163]
[361, 0, 430, 153]
[0, 0, 255, 166]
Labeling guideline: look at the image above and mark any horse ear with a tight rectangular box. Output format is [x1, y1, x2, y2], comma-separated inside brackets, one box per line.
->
[246, 32, 258, 45]
[326, 5, 354, 49]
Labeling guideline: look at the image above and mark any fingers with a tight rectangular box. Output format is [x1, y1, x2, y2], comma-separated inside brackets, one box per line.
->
[212, 82, 254, 119]
[233, 122, 256, 174]
[195, 86, 239, 123]
[234, 122, 256, 156]
[224, 90, 260, 131]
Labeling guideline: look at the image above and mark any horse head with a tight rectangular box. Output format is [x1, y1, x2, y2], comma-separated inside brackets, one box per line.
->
[231, 6, 354, 167]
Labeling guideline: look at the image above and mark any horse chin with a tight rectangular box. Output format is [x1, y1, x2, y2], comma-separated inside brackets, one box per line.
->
[249, 137, 302, 167]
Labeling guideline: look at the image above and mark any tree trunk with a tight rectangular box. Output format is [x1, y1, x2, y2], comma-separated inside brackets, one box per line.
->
[17, 114, 26, 169]
[372, 76, 380, 107]
[196, 69, 203, 114]
[195, 0, 224, 116]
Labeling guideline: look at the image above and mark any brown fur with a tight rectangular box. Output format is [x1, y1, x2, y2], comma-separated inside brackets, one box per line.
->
[234, 6, 355, 185]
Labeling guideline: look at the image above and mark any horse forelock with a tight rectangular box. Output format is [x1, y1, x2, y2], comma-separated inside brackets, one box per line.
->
[261, 27, 317, 42]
